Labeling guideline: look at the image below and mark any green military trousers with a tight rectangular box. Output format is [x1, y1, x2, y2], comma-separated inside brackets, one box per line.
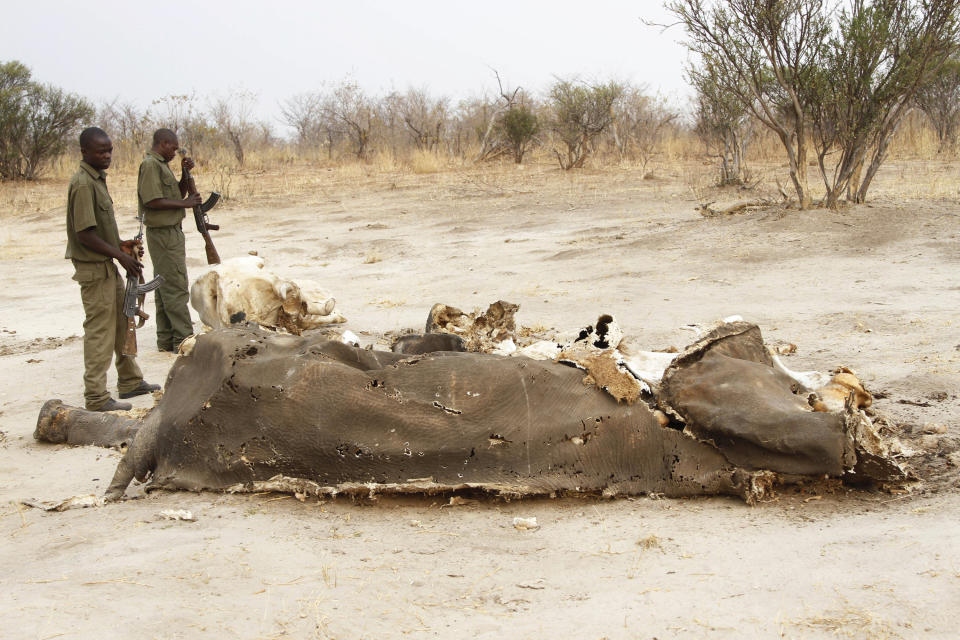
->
[73, 260, 145, 410]
[145, 224, 193, 351]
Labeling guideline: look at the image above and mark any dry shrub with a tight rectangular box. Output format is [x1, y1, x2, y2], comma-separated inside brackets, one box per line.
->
[362, 149, 397, 173]
[5, 117, 959, 220]
[888, 110, 945, 159]
[659, 129, 701, 161]
[409, 150, 442, 174]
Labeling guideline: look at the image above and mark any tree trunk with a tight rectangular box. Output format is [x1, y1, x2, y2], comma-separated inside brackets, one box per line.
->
[720, 133, 733, 185]
[611, 119, 624, 162]
[853, 135, 891, 204]
[824, 185, 842, 209]
[476, 104, 507, 162]
[846, 159, 863, 202]
[229, 130, 244, 167]
[782, 133, 810, 209]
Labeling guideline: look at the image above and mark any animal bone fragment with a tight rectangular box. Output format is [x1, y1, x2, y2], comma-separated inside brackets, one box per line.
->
[513, 517, 539, 530]
[190, 254, 345, 334]
[158, 509, 196, 521]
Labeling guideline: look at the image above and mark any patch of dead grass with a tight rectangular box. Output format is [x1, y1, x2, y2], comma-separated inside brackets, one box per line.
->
[2, 156, 958, 224]
[409, 150, 442, 174]
[782, 605, 904, 639]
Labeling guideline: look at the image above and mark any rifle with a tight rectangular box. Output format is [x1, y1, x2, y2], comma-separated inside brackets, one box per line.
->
[178, 149, 222, 265]
[120, 215, 164, 356]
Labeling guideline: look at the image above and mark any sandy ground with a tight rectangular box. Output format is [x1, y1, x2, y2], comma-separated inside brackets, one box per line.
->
[1, 162, 959, 639]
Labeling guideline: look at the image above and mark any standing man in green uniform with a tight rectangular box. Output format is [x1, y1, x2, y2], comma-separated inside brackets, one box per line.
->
[137, 128, 202, 352]
[65, 127, 160, 411]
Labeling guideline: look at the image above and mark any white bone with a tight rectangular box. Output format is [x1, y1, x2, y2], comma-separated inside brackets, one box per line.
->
[190, 255, 346, 332]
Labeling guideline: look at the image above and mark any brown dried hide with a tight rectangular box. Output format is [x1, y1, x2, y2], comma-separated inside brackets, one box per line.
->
[657, 322, 899, 479]
[37, 321, 907, 504]
[85, 327, 778, 501]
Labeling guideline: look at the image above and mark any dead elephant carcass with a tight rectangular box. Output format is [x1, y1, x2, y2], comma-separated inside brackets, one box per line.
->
[35, 323, 904, 503]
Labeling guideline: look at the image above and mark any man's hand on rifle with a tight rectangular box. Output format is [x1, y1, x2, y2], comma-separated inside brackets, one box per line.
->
[184, 193, 203, 208]
[117, 251, 143, 278]
[79, 229, 143, 279]
[120, 239, 145, 259]
[181, 156, 196, 172]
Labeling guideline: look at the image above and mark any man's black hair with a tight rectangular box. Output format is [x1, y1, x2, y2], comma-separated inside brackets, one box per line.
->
[79, 127, 109, 149]
[153, 128, 178, 145]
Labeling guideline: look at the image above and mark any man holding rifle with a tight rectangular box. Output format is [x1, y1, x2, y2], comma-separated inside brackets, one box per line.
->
[137, 128, 202, 352]
[65, 127, 160, 411]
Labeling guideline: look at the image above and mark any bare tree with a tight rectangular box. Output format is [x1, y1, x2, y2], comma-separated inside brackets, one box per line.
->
[118, 102, 152, 150]
[326, 79, 378, 159]
[548, 79, 623, 169]
[209, 89, 258, 166]
[152, 94, 198, 135]
[475, 70, 524, 161]
[98, 99, 152, 150]
[280, 92, 324, 147]
[391, 87, 449, 152]
[282, 90, 345, 159]
[152, 93, 211, 156]
[613, 86, 678, 175]
[914, 55, 960, 152]
[689, 58, 754, 186]
[447, 96, 493, 158]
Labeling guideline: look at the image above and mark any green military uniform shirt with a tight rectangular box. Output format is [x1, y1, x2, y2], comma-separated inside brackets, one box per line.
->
[64, 161, 121, 261]
[138, 150, 185, 227]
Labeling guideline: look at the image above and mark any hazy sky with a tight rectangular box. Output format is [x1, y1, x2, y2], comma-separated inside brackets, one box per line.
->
[2, 1, 691, 134]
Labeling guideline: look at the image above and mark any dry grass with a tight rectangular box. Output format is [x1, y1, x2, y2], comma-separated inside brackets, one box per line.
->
[1, 126, 958, 222]
[782, 606, 904, 639]
[636, 534, 664, 551]
[409, 150, 442, 174]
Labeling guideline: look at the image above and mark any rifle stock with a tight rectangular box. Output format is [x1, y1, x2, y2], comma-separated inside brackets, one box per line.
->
[202, 231, 221, 264]
[123, 317, 138, 356]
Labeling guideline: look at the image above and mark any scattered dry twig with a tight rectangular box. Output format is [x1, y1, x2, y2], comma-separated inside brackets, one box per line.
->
[698, 199, 778, 217]
[82, 577, 153, 588]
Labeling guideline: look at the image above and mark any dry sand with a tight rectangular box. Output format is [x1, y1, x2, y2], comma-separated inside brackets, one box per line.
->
[1, 162, 959, 638]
